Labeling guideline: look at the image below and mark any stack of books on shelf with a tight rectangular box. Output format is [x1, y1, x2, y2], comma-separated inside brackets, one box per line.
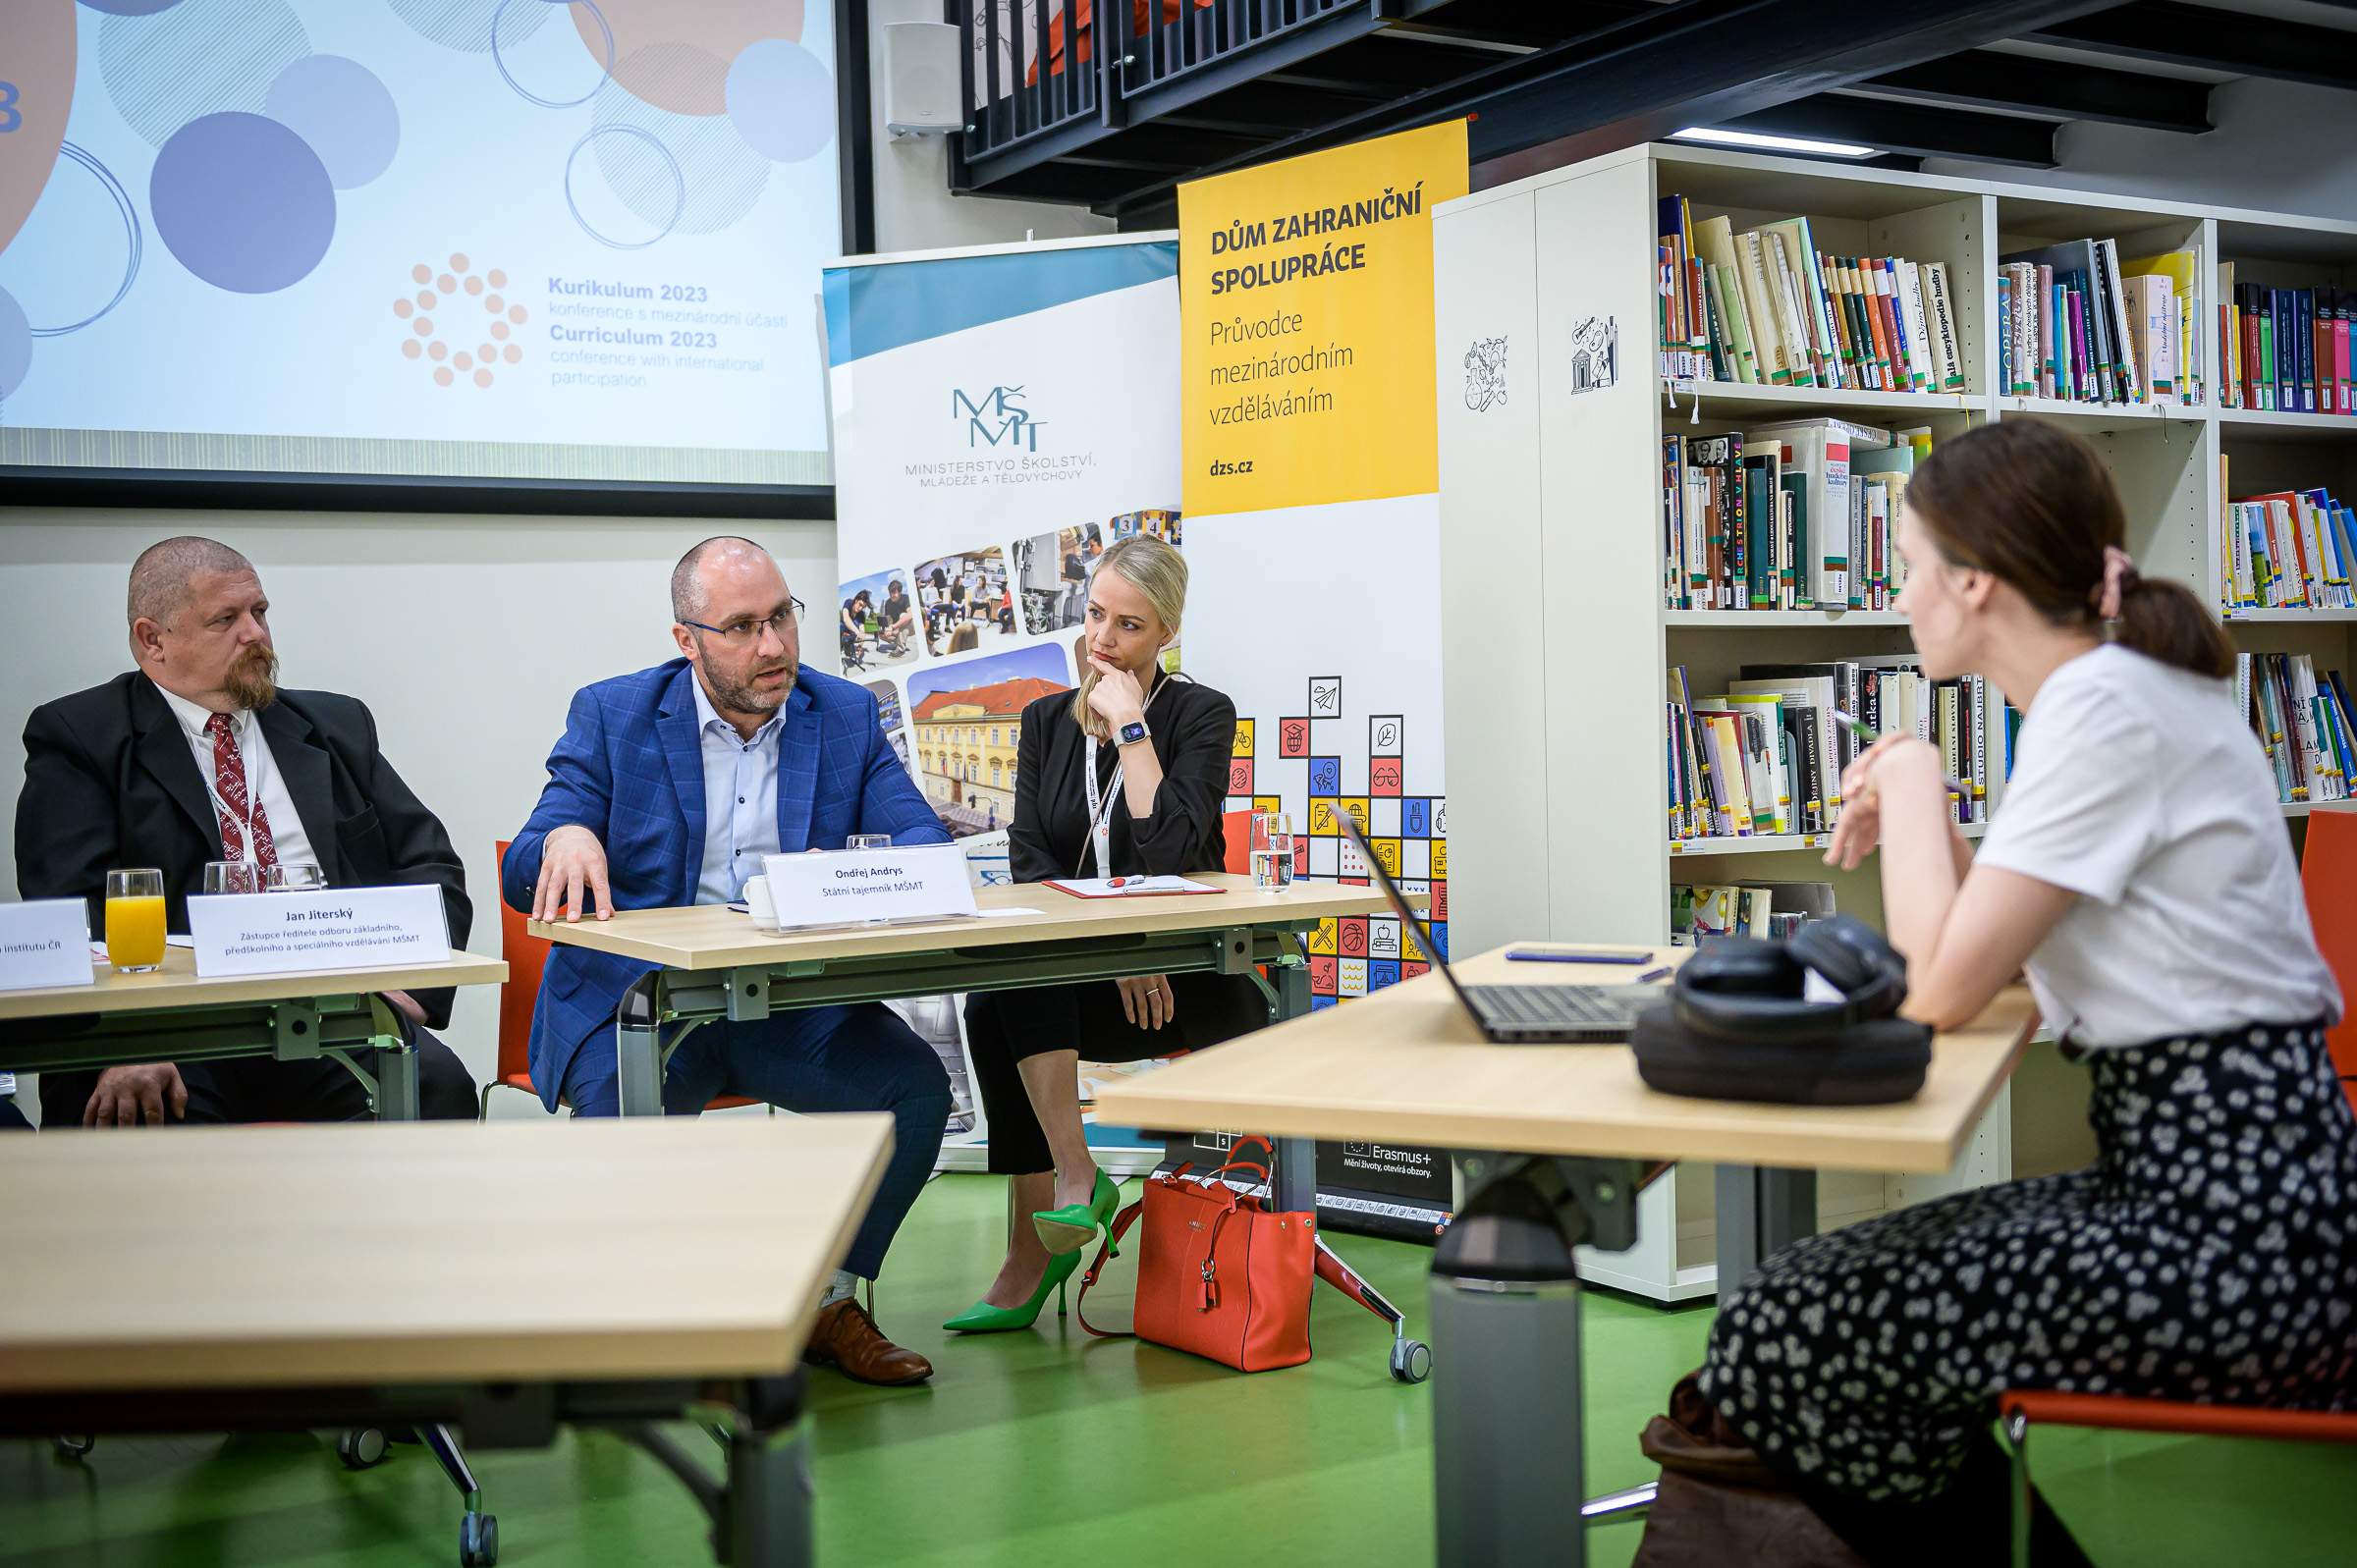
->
[1667, 660, 2015, 847]
[2240, 652, 2357, 804]
[1995, 243, 2203, 406]
[1672, 880, 1836, 945]
[1662, 421, 1930, 610]
[2220, 476, 2357, 612]
[1655, 195, 1963, 392]
[2219, 266, 2355, 413]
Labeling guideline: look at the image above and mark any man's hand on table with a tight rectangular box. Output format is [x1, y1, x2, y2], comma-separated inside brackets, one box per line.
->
[82, 1063, 188, 1126]
[534, 825, 614, 922]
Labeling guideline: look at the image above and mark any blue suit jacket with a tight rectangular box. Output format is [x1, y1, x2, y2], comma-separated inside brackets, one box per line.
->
[501, 660, 949, 1108]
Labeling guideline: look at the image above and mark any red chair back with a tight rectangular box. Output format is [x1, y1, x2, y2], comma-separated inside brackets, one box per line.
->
[2296, 812, 2357, 1111]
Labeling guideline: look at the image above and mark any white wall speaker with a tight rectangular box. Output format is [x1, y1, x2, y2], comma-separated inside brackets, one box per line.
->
[884, 22, 962, 136]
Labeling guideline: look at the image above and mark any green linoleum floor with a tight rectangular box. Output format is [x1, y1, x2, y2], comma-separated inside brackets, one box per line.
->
[6, 1171, 2353, 1567]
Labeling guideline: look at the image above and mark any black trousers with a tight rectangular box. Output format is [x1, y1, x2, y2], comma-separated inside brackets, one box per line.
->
[963, 972, 1269, 1175]
[35, 1025, 474, 1127]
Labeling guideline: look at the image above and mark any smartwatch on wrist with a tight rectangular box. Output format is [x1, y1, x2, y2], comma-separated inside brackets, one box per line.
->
[1118, 718, 1151, 747]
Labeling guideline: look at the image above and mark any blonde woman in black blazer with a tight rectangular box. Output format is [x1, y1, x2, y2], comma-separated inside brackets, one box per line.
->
[943, 535, 1267, 1333]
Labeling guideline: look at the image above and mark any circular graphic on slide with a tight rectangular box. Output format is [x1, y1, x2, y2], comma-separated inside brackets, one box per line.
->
[573, 0, 802, 116]
[78, 0, 187, 14]
[97, 0, 309, 147]
[29, 143, 143, 335]
[565, 122, 685, 248]
[491, 0, 612, 109]
[264, 55, 400, 188]
[0, 287, 32, 399]
[0, 0, 78, 258]
[396, 254, 520, 386]
[151, 112, 334, 293]
[587, 80, 763, 237]
[384, 0, 550, 55]
[725, 37, 832, 163]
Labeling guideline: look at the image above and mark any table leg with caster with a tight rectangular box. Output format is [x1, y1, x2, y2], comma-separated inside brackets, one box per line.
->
[418, 1423, 496, 1567]
[617, 974, 664, 1117]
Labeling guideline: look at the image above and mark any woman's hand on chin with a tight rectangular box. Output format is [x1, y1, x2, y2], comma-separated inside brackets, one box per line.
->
[1086, 655, 1148, 730]
[1824, 734, 1940, 871]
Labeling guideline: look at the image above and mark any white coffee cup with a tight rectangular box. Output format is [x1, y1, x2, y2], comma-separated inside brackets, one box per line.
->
[743, 876, 778, 931]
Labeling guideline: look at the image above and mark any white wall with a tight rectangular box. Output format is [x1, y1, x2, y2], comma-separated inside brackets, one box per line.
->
[866, 0, 1117, 253]
[0, 510, 838, 1120]
[1926, 77, 2357, 222]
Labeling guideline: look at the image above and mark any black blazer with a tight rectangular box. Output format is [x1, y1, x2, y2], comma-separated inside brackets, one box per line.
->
[15, 673, 472, 1029]
[1008, 673, 1236, 884]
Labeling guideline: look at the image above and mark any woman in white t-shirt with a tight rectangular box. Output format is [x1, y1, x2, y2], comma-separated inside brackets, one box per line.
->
[1692, 420, 2357, 1566]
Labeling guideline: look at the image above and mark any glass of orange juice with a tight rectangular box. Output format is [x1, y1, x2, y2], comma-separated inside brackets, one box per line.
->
[105, 868, 167, 974]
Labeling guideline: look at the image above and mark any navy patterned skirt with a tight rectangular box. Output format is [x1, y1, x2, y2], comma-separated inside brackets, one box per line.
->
[1699, 1017, 2357, 1501]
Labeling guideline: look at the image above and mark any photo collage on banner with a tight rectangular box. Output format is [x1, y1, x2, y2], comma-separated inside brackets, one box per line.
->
[1178, 121, 1468, 1236]
[823, 238, 1182, 1162]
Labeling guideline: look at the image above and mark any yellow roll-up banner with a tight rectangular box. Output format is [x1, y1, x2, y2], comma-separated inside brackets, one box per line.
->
[1180, 120, 1467, 516]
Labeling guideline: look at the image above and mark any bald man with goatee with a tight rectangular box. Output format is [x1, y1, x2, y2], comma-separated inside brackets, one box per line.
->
[14, 536, 476, 1128]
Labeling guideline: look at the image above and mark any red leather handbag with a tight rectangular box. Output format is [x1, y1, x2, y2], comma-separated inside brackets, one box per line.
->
[1075, 1139, 1315, 1373]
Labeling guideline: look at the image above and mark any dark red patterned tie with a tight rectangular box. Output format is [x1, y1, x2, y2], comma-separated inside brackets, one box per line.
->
[204, 712, 278, 867]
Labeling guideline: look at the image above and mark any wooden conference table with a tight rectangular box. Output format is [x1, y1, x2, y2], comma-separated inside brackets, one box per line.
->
[1094, 942, 2037, 1568]
[0, 947, 508, 1119]
[0, 1114, 894, 1568]
[530, 874, 1410, 1211]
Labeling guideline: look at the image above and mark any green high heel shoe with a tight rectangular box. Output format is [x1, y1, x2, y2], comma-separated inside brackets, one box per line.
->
[1032, 1168, 1123, 1258]
[941, 1247, 1083, 1333]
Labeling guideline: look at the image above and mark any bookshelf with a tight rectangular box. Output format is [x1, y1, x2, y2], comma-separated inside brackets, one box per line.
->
[1435, 142, 2357, 1299]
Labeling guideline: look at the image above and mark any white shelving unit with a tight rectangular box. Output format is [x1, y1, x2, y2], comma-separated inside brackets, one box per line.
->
[1433, 142, 2357, 1300]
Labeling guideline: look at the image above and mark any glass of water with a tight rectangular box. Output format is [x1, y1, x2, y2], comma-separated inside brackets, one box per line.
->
[202, 860, 263, 895]
[846, 834, 893, 850]
[1250, 812, 1293, 892]
[265, 862, 328, 892]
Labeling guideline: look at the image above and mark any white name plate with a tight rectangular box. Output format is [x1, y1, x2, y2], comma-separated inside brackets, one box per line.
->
[0, 899, 95, 989]
[187, 886, 452, 978]
[762, 844, 977, 931]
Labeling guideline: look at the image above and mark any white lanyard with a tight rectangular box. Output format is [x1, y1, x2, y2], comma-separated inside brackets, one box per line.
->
[1077, 674, 1175, 879]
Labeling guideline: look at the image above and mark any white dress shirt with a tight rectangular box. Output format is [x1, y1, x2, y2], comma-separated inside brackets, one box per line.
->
[154, 680, 321, 873]
[692, 675, 785, 905]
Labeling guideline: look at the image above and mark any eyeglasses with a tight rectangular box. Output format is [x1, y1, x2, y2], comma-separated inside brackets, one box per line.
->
[683, 599, 804, 644]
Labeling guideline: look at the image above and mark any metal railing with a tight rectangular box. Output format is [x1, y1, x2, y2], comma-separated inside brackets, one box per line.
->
[959, 0, 1357, 168]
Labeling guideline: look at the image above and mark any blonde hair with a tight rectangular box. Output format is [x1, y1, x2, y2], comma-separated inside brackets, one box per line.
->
[1071, 533, 1187, 739]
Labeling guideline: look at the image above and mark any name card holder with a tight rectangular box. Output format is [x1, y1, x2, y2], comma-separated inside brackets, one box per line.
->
[761, 844, 978, 932]
[0, 899, 96, 990]
[186, 886, 453, 979]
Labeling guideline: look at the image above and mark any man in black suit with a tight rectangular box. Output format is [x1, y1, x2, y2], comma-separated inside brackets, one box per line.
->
[15, 536, 474, 1127]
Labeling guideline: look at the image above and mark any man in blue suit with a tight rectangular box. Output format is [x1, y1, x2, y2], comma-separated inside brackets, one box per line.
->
[504, 537, 953, 1385]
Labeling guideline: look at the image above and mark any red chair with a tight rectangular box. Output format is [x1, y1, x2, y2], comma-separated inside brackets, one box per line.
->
[481, 841, 755, 1116]
[2297, 810, 2357, 1113]
[2000, 1390, 2357, 1565]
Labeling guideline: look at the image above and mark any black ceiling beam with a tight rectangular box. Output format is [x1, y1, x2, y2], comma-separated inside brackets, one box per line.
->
[1091, 0, 2116, 216]
[1858, 46, 2212, 133]
[2021, 0, 2357, 93]
[1713, 94, 2059, 166]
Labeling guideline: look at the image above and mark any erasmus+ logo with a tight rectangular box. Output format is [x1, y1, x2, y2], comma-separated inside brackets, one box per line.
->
[953, 386, 1047, 451]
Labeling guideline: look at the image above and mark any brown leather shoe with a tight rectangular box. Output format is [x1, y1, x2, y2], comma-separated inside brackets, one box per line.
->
[801, 1298, 933, 1385]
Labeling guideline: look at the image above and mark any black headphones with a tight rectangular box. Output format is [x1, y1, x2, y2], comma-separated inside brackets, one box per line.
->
[1671, 913, 1910, 1040]
[1631, 915, 1933, 1106]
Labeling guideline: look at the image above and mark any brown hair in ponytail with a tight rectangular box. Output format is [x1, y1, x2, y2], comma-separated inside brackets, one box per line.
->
[1906, 419, 2233, 678]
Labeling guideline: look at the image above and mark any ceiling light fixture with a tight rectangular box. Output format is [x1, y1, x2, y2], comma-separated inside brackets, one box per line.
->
[1670, 127, 1876, 158]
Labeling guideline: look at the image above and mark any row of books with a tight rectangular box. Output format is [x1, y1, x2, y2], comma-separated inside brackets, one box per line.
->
[1672, 880, 1836, 945]
[1994, 243, 2203, 406]
[1662, 419, 1929, 611]
[1667, 660, 2015, 844]
[2219, 268, 2357, 414]
[2221, 477, 2357, 612]
[2240, 652, 2356, 804]
[1656, 197, 1964, 394]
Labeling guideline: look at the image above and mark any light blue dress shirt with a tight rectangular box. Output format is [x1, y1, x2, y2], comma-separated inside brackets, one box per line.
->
[691, 675, 785, 905]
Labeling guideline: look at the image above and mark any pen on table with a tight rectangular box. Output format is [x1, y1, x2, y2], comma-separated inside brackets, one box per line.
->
[1828, 708, 1973, 799]
[1636, 966, 1672, 984]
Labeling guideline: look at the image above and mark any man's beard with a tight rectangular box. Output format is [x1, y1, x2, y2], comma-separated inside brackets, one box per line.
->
[707, 654, 797, 715]
[225, 645, 279, 711]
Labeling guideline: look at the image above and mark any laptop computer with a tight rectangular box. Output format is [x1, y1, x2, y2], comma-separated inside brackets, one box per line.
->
[1338, 815, 1662, 1044]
